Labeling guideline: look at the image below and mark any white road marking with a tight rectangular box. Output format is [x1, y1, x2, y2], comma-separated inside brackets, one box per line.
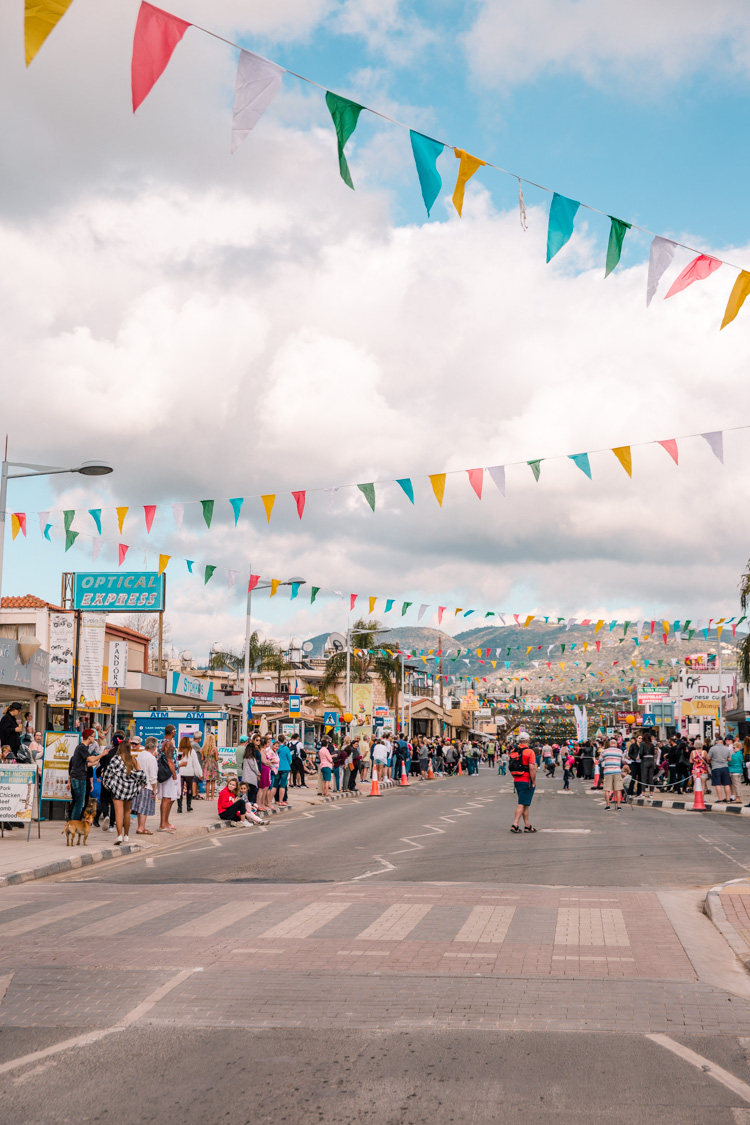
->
[350, 855, 396, 881]
[356, 904, 431, 941]
[390, 824, 446, 856]
[540, 829, 591, 834]
[0, 967, 196, 1076]
[0, 972, 14, 1003]
[164, 900, 269, 938]
[145, 858, 155, 867]
[443, 951, 497, 958]
[648, 1033, 750, 1104]
[699, 835, 750, 874]
[554, 908, 630, 947]
[454, 906, 515, 944]
[0, 900, 109, 937]
[84, 900, 185, 937]
[260, 902, 350, 940]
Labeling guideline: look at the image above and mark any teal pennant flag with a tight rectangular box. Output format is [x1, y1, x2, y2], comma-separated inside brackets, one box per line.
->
[546, 192, 580, 262]
[410, 130, 444, 216]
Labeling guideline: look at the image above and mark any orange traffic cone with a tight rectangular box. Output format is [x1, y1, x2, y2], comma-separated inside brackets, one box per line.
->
[457, 758, 462, 775]
[691, 774, 706, 811]
[369, 768, 381, 797]
[427, 758, 434, 780]
[400, 760, 409, 786]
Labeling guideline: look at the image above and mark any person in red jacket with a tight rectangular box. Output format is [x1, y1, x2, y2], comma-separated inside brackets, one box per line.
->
[217, 777, 263, 826]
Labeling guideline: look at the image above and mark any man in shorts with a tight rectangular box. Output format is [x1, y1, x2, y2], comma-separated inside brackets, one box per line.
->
[509, 738, 537, 833]
[708, 737, 732, 803]
[600, 738, 625, 810]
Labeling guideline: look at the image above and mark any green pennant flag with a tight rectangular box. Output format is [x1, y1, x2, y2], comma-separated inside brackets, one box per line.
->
[311, 586, 319, 604]
[63, 510, 75, 533]
[88, 509, 102, 534]
[560, 644, 565, 653]
[325, 91, 364, 189]
[201, 500, 214, 529]
[64, 529, 78, 552]
[605, 216, 631, 277]
[401, 602, 412, 616]
[204, 565, 216, 584]
[357, 482, 376, 511]
[528, 459, 542, 482]
[623, 621, 630, 634]
[688, 629, 695, 639]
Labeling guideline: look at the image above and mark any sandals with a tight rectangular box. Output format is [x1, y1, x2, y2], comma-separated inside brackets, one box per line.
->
[524, 826, 537, 832]
[510, 825, 522, 833]
[136, 829, 153, 835]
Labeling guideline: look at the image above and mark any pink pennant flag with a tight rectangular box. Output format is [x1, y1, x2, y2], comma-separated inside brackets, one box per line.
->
[131, 3, 191, 113]
[664, 254, 722, 299]
[144, 504, 156, 532]
[92, 537, 103, 562]
[466, 468, 483, 499]
[657, 439, 678, 465]
[118, 543, 129, 567]
[292, 490, 306, 519]
[350, 594, 358, 611]
[437, 606, 445, 624]
[248, 574, 260, 592]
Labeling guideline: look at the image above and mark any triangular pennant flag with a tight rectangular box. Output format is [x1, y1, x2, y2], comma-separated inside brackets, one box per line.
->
[410, 130, 444, 216]
[401, 602, 412, 616]
[658, 439, 679, 465]
[92, 537, 103, 562]
[325, 92, 365, 189]
[665, 254, 722, 299]
[248, 575, 260, 592]
[186, 560, 193, 573]
[429, 474, 446, 506]
[64, 529, 78, 552]
[385, 599, 394, 613]
[604, 216, 631, 277]
[595, 620, 604, 633]
[290, 581, 301, 599]
[418, 604, 428, 622]
[325, 487, 339, 508]
[11, 514, 25, 540]
[646, 236, 677, 306]
[270, 579, 281, 597]
[488, 465, 505, 496]
[229, 498, 243, 526]
[366, 596, 376, 614]
[204, 565, 216, 585]
[116, 506, 129, 533]
[231, 50, 284, 153]
[171, 502, 183, 530]
[131, 2, 191, 113]
[721, 270, 750, 330]
[568, 453, 592, 479]
[357, 483, 376, 511]
[292, 491, 306, 519]
[63, 510, 75, 533]
[437, 607, 445, 624]
[118, 544, 129, 566]
[701, 431, 724, 463]
[38, 511, 50, 535]
[158, 553, 170, 576]
[201, 500, 214, 528]
[528, 459, 542, 482]
[396, 478, 414, 504]
[261, 495, 275, 523]
[452, 149, 486, 217]
[546, 193, 580, 262]
[144, 504, 156, 533]
[25, 0, 76, 66]
[466, 468, 483, 499]
[227, 570, 238, 590]
[612, 446, 632, 477]
[350, 594, 358, 611]
[89, 509, 102, 534]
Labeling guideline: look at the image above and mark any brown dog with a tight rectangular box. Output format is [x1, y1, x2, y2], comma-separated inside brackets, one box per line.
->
[62, 808, 95, 847]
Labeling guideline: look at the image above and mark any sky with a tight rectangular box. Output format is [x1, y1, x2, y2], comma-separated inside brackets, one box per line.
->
[3, 0, 750, 661]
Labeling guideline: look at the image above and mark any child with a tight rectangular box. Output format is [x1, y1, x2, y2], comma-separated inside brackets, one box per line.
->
[498, 749, 509, 775]
[563, 751, 575, 791]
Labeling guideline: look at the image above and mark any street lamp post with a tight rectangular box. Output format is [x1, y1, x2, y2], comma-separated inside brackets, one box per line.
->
[0, 457, 113, 601]
[240, 576, 305, 740]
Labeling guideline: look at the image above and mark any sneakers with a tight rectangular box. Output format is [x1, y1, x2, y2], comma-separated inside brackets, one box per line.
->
[114, 835, 123, 846]
[123, 835, 130, 843]
[101, 817, 110, 831]
[248, 812, 264, 825]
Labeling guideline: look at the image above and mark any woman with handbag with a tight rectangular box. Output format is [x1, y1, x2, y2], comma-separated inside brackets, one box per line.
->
[157, 725, 180, 832]
[101, 738, 147, 846]
[201, 732, 220, 800]
[177, 736, 202, 812]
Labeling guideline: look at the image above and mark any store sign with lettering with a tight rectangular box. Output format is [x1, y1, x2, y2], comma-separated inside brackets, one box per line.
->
[73, 572, 165, 612]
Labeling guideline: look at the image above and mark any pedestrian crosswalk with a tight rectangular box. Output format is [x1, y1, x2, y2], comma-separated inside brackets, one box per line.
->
[453, 906, 515, 944]
[356, 904, 431, 941]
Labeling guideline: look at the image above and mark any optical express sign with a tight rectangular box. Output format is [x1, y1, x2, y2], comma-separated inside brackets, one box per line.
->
[73, 572, 166, 612]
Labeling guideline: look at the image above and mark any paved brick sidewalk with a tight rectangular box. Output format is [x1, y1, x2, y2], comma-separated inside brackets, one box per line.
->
[705, 878, 750, 970]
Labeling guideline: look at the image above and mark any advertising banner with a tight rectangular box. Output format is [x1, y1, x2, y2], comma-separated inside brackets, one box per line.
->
[48, 612, 75, 706]
[78, 613, 107, 708]
[0, 764, 36, 824]
[41, 731, 78, 801]
[168, 671, 214, 702]
[351, 683, 373, 735]
[74, 571, 165, 612]
[108, 639, 128, 688]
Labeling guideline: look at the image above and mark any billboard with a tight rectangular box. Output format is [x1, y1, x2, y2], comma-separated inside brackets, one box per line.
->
[351, 683, 373, 735]
[74, 571, 165, 612]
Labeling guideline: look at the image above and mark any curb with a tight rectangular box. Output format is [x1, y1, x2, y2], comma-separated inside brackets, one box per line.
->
[704, 879, 750, 972]
[630, 797, 750, 815]
[0, 841, 143, 887]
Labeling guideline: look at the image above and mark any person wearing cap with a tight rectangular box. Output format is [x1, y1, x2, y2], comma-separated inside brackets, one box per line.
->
[509, 737, 538, 833]
[68, 728, 103, 822]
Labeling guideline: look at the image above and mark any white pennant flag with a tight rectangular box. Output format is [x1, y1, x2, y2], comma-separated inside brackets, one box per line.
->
[172, 502, 184, 531]
[646, 236, 677, 306]
[701, 431, 724, 463]
[38, 510, 50, 534]
[227, 570, 238, 589]
[417, 604, 428, 622]
[232, 50, 284, 154]
[488, 465, 505, 496]
[325, 487, 339, 508]
[92, 537, 103, 562]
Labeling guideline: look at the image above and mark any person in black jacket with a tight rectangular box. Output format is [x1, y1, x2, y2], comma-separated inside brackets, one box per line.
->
[0, 704, 22, 758]
[94, 730, 124, 830]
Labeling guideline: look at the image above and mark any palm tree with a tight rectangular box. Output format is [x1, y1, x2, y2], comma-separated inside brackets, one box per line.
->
[209, 633, 290, 679]
[319, 618, 402, 707]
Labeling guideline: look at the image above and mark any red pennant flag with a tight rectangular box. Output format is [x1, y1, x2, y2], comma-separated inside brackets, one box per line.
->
[292, 490, 306, 519]
[650, 621, 656, 634]
[657, 439, 678, 465]
[132, 3, 191, 113]
[144, 504, 156, 532]
[248, 574, 260, 592]
[665, 254, 721, 299]
[118, 543, 129, 567]
[595, 641, 601, 652]
[350, 594, 358, 611]
[662, 633, 668, 645]
[437, 607, 445, 624]
[466, 468, 483, 499]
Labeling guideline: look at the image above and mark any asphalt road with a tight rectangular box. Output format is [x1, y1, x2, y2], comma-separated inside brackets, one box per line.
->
[2, 767, 750, 1125]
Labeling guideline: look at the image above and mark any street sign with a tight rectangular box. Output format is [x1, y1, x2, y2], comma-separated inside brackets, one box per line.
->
[606, 727, 614, 736]
[324, 710, 340, 730]
[74, 571, 165, 612]
[642, 714, 656, 727]
[288, 695, 301, 716]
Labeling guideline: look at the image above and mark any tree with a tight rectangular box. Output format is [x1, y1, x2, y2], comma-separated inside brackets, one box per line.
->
[122, 613, 172, 664]
[208, 633, 290, 678]
[319, 618, 402, 707]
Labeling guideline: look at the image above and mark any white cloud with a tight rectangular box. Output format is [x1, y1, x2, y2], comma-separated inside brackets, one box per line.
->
[463, 0, 750, 88]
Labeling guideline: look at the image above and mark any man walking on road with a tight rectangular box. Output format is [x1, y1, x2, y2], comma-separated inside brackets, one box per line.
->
[509, 737, 537, 833]
[601, 738, 625, 810]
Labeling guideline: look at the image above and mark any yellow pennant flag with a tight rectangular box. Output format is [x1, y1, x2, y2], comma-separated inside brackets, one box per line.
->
[662, 620, 670, 634]
[526, 646, 532, 656]
[368, 596, 377, 614]
[270, 578, 281, 597]
[491, 660, 497, 669]
[158, 554, 171, 576]
[455, 607, 463, 616]
[721, 270, 750, 330]
[25, 0, 75, 66]
[594, 620, 604, 633]
[11, 514, 21, 540]
[717, 624, 724, 639]
[612, 446, 632, 477]
[261, 494, 276, 522]
[524, 615, 534, 627]
[116, 506, 128, 533]
[559, 662, 565, 670]
[429, 473, 446, 506]
[583, 642, 589, 651]
[452, 149, 486, 217]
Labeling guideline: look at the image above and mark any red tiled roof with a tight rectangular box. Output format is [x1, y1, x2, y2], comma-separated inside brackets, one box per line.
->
[105, 622, 151, 644]
[1, 594, 65, 612]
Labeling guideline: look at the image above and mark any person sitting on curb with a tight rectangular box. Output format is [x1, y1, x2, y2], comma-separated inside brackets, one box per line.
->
[217, 776, 263, 826]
